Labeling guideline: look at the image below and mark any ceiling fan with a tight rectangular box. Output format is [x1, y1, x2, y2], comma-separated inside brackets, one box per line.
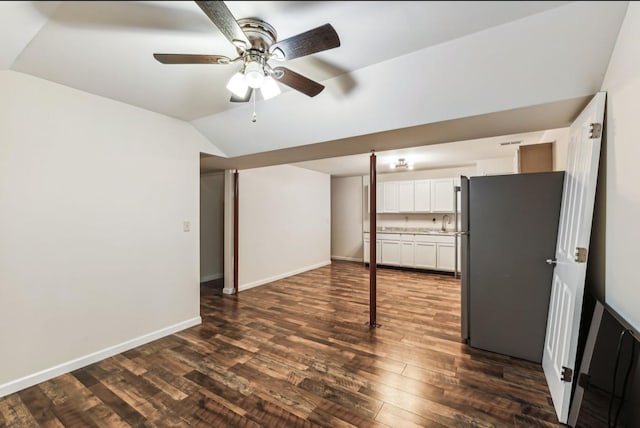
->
[153, 1, 341, 103]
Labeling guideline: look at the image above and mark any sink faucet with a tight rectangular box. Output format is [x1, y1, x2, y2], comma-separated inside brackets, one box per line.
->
[441, 214, 450, 232]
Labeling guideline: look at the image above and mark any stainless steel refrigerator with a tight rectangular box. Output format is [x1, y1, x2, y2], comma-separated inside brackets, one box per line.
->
[459, 171, 565, 363]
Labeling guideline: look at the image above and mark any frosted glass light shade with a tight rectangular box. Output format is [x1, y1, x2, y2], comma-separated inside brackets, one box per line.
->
[244, 61, 265, 88]
[226, 72, 249, 97]
[261, 76, 281, 100]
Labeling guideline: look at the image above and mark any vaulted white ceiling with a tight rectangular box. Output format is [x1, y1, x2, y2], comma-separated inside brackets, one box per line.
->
[1, 1, 630, 170]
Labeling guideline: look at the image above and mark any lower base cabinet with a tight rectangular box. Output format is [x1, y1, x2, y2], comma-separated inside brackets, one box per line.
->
[436, 243, 455, 271]
[363, 239, 381, 264]
[363, 232, 456, 272]
[414, 242, 437, 269]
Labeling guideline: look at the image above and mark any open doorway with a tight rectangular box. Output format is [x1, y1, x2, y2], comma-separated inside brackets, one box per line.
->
[200, 169, 225, 293]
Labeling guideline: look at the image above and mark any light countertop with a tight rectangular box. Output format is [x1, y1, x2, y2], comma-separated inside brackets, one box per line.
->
[363, 227, 458, 236]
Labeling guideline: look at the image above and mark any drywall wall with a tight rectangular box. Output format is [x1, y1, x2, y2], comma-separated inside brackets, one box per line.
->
[200, 173, 224, 282]
[534, 128, 570, 171]
[237, 165, 330, 290]
[476, 157, 515, 176]
[0, 71, 209, 396]
[331, 176, 363, 261]
[600, 2, 640, 333]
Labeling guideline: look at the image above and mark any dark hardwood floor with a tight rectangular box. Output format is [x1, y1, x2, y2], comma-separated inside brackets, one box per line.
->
[0, 261, 563, 427]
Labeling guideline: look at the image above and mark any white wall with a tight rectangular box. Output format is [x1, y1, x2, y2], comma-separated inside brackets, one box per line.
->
[476, 157, 515, 176]
[200, 173, 224, 282]
[600, 2, 640, 332]
[238, 165, 331, 290]
[331, 176, 363, 262]
[0, 71, 208, 396]
[535, 128, 570, 171]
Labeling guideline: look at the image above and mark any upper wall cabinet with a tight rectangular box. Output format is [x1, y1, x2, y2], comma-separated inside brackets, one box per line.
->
[383, 182, 399, 212]
[366, 177, 457, 214]
[430, 178, 455, 212]
[414, 180, 431, 212]
[397, 181, 415, 212]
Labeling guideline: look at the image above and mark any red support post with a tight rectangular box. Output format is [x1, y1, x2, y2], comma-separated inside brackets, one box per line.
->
[369, 153, 378, 327]
[233, 170, 239, 294]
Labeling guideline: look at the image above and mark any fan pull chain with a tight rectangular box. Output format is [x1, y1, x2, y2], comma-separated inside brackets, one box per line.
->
[252, 91, 257, 123]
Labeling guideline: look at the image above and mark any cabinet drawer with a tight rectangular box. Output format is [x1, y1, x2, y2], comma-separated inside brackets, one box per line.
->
[401, 234, 415, 242]
[415, 234, 454, 244]
[378, 233, 401, 240]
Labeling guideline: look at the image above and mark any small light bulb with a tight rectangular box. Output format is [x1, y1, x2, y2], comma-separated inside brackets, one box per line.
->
[244, 61, 265, 89]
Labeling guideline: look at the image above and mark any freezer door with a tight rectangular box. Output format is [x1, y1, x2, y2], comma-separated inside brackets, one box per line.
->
[468, 172, 564, 363]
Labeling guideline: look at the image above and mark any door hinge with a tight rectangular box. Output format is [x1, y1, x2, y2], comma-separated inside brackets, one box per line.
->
[574, 247, 588, 263]
[578, 372, 591, 389]
[561, 366, 573, 382]
[590, 123, 602, 139]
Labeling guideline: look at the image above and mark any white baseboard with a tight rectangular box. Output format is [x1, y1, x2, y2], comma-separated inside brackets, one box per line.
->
[239, 260, 332, 292]
[200, 273, 223, 283]
[331, 255, 363, 262]
[0, 317, 201, 398]
[222, 287, 235, 295]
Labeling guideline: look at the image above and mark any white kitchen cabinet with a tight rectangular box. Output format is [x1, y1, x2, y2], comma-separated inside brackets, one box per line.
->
[414, 179, 431, 212]
[383, 182, 398, 213]
[364, 231, 457, 272]
[436, 243, 456, 271]
[400, 235, 415, 267]
[397, 181, 414, 212]
[363, 236, 381, 264]
[431, 178, 455, 212]
[365, 184, 384, 213]
[380, 233, 401, 265]
[414, 242, 437, 269]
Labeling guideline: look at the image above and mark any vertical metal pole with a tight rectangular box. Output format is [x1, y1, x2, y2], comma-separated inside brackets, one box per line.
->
[369, 152, 378, 327]
[233, 170, 239, 294]
[454, 185, 460, 279]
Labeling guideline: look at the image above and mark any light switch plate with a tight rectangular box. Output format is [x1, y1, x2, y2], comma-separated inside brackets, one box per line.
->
[183, 220, 190, 232]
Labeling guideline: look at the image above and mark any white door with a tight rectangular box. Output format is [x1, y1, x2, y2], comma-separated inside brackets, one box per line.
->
[542, 92, 606, 423]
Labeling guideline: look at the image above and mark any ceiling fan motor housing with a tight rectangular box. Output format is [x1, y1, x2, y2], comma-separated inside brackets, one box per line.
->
[237, 18, 277, 54]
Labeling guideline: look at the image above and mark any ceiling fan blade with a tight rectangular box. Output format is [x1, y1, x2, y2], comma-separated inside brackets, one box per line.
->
[153, 54, 231, 64]
[195, 1, 250, 49]
[230, 87, 253, 103]
[273, 67, 324, 97]
[270, 24, 340, 61]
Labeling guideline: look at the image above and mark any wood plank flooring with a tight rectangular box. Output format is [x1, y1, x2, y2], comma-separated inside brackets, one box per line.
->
[0, 261, 563, 427]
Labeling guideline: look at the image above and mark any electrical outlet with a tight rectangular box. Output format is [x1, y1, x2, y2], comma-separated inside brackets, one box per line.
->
[183, 220, 190, 232]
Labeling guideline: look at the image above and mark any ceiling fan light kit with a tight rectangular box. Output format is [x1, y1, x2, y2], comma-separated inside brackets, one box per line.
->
[154, 0, 341, 107]
[390, 158, 414, 170]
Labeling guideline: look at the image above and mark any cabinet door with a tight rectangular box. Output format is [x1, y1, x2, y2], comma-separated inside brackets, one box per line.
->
[381, 240, 401, 266]
[414, 179, 431, 212]
[363, 239, 382, 264]
[414, 242, 437, 269]
[436, 243, 455, 271]
[431, 178, 455, 212]
[376, 240, 381, 263]
[397, 181, 414, 212]
[401, 242, 414, 267]
[364, 239, 370, 263]
[383, 182, 398, 213]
